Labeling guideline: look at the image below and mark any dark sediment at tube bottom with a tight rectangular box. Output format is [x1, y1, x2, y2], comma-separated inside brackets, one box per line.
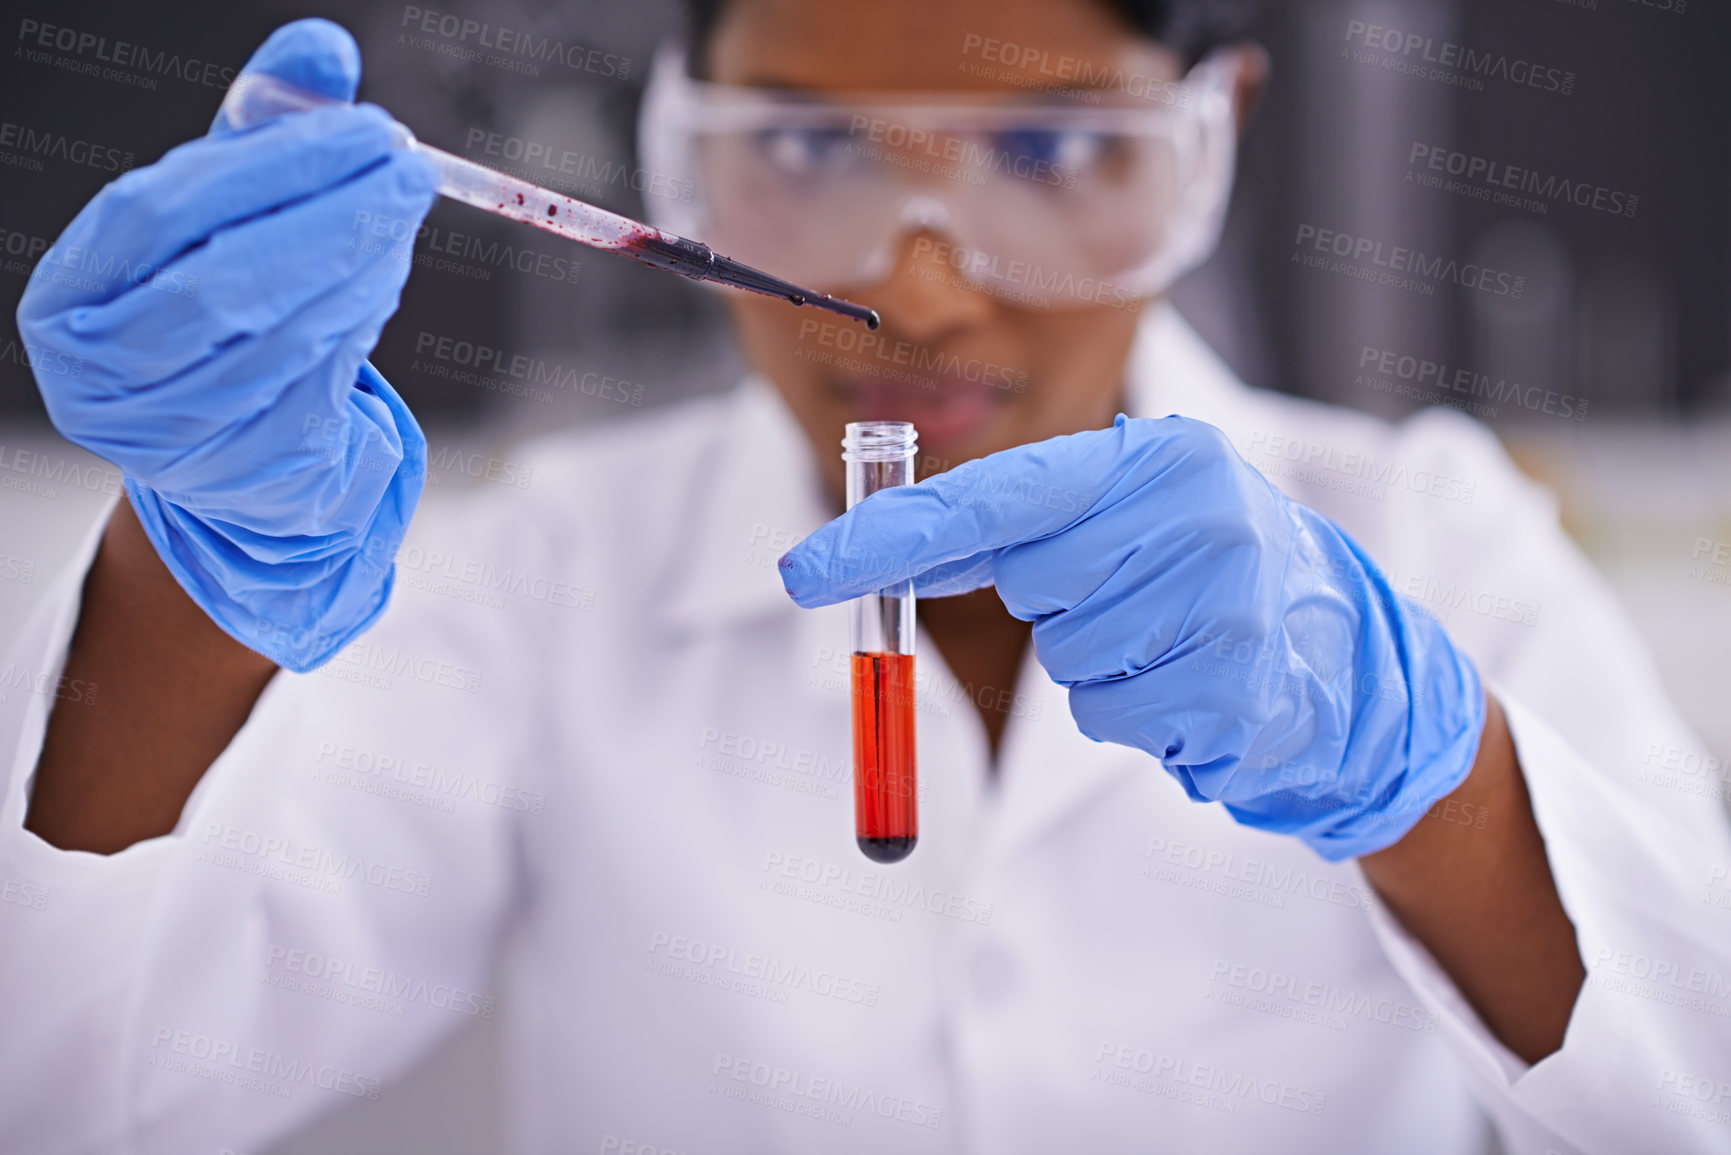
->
[858, 835, 916, 864]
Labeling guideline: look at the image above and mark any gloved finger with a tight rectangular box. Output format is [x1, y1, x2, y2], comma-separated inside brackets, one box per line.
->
[44, 149, 436, 397]
[908, 550, 998, 598]
[989, 462, 1292, 681]
[1063, 658, 1294, 786]
[18, 103, 408, 322]
[780, 416, 1148, 608]
[174, 363, 412, 540]
[58, 237, 415, 477]
[1021, 549, 1276, 686]
[211, 18, 363, 136]
[988, 429, 1289, 621]
[130, 356, 424, 573]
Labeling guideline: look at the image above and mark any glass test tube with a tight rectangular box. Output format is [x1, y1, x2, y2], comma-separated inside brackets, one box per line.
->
[843, 421, 919, 864]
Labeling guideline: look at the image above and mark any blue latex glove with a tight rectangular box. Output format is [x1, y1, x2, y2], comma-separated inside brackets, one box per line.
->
[779, 415, 1487, 861]
[15, 18, 438, 672]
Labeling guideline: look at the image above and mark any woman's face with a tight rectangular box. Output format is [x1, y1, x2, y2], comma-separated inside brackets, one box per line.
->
[704, 0, 1189, 501]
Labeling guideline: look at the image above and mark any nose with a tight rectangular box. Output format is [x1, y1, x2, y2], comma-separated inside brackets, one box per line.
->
[860, 227, 997, 342]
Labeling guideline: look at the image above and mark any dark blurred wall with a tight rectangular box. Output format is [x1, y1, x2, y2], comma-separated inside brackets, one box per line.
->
[1179, 0, 1730, 429]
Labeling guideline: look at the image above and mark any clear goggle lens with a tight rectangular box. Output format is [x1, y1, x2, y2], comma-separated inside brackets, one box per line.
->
[639, 46, 1240, 308]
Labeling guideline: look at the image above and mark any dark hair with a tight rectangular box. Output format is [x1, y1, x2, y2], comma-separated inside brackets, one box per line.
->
[682, 0, 1258, 73]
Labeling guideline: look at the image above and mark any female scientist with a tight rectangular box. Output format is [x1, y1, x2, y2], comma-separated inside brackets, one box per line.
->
[5, 3, 1728, 1152]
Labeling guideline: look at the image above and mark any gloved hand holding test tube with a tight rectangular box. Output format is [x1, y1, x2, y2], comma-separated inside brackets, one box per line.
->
[218, 71, 880, 330]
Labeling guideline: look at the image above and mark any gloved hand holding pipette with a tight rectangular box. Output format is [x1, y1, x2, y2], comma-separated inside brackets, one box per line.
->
[15, 19, 437, 672]
[780, 414, 1488, 861]
[16, 16, 879, 675]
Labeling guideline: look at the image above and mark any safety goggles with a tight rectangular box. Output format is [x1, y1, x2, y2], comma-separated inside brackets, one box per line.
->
[638, 46, 1239, 308]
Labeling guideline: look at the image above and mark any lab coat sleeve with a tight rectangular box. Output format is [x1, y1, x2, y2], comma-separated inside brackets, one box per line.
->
[1355, 410, 1731, 1154]
[0, 484, 555, 1155]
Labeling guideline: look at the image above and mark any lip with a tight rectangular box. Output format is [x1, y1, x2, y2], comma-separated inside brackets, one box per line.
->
[835, 370, 1011, 449]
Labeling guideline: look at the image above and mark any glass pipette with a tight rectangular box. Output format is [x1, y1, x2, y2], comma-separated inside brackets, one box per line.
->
[218, 72, 880, 329]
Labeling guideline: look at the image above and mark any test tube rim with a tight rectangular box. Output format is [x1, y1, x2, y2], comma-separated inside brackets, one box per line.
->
[842, 421, 918, 463]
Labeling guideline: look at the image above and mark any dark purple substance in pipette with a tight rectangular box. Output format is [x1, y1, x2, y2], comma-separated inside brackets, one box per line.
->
[509, 186, 880, 330]
[621, 233, 880, 330]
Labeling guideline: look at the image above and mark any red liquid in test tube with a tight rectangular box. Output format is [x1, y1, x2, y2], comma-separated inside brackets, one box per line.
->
[852, 651, 917, 861]
[842, 421, 920, 863]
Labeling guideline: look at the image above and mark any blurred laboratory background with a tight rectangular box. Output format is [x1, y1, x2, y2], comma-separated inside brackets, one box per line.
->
[1, 0, 1727, 1150]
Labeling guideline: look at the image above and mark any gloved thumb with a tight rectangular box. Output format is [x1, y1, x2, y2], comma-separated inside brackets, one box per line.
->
[211, 18, 363, 135]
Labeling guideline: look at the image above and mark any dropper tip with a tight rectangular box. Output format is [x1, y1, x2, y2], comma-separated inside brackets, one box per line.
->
[812, 294, 878, 329]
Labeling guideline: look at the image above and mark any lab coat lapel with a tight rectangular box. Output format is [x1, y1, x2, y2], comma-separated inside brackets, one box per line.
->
[1122, 301, 1252, 429]
[657, 375, 833, 639]
[976, 639, 1148, 857]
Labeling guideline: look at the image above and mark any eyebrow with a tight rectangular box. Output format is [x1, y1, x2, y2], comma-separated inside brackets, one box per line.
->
[718, 74, 1146, 98]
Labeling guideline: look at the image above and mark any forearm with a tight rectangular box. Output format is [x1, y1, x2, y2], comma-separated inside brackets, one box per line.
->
[1359, 694, 1584, 1063]
[24, 499, 278, 854]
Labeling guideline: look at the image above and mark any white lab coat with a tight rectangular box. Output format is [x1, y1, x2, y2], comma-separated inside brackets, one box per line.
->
[2, 306, 1728, 1155]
